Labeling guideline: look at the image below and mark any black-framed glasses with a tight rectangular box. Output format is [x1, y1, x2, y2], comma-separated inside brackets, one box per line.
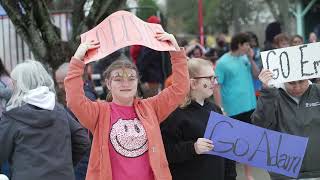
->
[192, 75, 217, 82]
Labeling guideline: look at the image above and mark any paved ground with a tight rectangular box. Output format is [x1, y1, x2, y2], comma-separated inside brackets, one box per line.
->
[236, 163, 271, 180]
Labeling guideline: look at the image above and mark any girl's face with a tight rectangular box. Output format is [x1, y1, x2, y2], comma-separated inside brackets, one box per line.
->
[291, 37, 303, 46]
[106, 68, 138, 103]
[192, 48, 203, 58]
[277, 40, 290, 48]
[191, 66, 216, 100]
[309, 33, 317, 43]
[250, 38, 257, 48]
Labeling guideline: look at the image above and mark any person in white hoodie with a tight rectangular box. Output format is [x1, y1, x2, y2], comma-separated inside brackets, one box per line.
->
[0, 174, 8, 180]
[0, 60, 90, 180]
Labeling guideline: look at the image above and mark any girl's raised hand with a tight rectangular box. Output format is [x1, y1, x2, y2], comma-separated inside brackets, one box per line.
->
[155, 32, 180, 51]
[74, 41, 100, 61]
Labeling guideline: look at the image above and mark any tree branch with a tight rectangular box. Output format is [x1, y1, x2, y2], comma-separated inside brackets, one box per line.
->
[70, 0, 86, 44]
[27, 0, 68, 68]
[31, 0, 61, 44]
[0, 0, 47, 61]
[95, 0, 113, 24]
[86, 0, 126, 28]
[1, 0, 126, 70]
[84, 0, 103, 28]
[71, 0, 126, 47]
[265, 0, 279, 21]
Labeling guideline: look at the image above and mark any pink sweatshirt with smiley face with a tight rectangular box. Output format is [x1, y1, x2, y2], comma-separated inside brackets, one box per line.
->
[109, 102, 153, 180]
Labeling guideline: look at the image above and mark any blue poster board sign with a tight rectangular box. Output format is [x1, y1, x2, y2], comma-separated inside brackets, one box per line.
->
[204, 112, 309, 178]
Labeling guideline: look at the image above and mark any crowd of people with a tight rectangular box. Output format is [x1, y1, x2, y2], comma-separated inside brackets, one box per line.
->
[0, 15, 319, 180]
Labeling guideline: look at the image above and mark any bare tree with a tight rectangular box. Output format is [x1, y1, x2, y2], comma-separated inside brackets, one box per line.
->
[0, 0, 127, 70]
[208, 0, 255, 33]
[265, 0, 291, 32]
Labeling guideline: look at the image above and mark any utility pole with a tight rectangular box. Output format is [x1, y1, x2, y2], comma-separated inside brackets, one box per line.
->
[198, 0, 204, 46]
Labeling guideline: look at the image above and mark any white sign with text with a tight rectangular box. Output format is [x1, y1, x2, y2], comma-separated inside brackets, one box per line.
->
[261, 42, 320, 85]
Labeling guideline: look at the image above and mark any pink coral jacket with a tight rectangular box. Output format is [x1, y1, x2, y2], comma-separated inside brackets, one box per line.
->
[64, 49, 189, 180]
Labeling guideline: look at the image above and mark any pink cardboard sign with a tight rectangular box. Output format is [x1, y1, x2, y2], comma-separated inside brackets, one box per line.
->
[80, 10, 176, 64]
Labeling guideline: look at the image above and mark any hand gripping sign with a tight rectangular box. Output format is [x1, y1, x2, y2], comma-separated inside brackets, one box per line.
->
[260, 42, 320, 85]
[204, 112, 308, 178]
[80, 10, 176, 64]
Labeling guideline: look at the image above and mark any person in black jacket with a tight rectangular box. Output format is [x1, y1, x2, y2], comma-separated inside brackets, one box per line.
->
[161, 58, 236, 180]
[0, 60, 90, 180]
[136, 16, 172, 98]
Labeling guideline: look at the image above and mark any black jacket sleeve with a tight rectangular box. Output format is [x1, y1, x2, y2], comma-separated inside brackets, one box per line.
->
[66, 111, 90, 166]
[251, 87, 280, 130]
[224, 159, 237, 180]
[0, 116, 15, 164]
[161, 111, 197, 164]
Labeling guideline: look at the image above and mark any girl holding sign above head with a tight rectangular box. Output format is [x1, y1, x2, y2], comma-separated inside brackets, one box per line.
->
[252, 69, 320, 180]
[161, 58, 236, 180]
[64, 32, 190, 180]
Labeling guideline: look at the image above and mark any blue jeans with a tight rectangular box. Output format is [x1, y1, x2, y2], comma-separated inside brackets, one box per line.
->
[1, 161, 10, 177]
[74, 150, 90, 180]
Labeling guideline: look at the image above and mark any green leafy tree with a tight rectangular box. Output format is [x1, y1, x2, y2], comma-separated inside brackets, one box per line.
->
[166, 0, 255, 34]
[136, 0, 159, 21]
[166, 0, 198, 34]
